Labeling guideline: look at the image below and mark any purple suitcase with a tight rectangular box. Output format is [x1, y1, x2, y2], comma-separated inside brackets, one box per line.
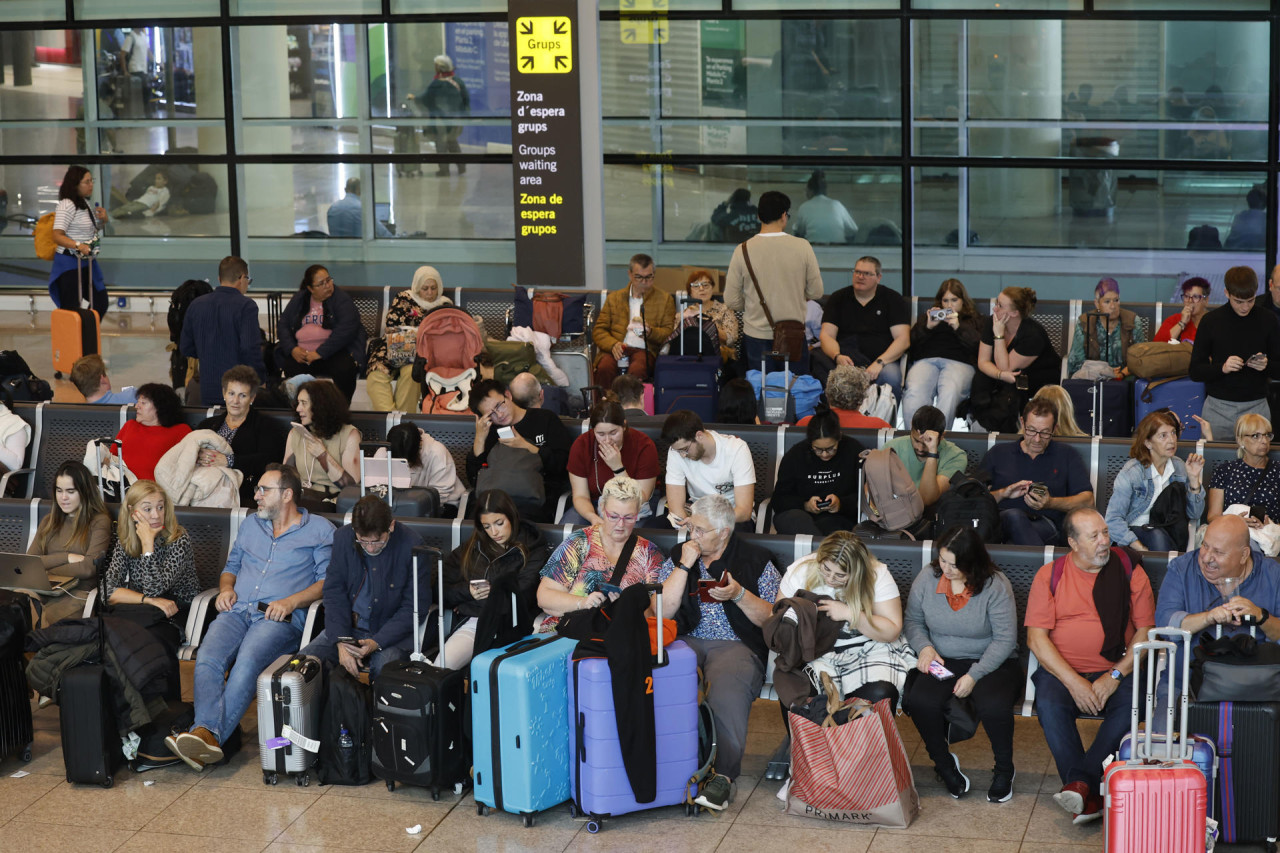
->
[568, 589, 699, 832]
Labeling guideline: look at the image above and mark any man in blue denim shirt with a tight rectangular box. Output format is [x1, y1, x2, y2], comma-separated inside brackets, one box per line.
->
[1155, 514, 1280, 697]
[167, 463, 333, 769]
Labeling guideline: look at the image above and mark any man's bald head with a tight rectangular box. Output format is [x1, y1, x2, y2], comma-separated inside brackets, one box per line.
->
[509, 372, 543, 409]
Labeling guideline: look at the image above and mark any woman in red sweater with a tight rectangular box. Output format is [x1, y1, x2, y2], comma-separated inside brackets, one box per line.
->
[114, 383, 190, 481]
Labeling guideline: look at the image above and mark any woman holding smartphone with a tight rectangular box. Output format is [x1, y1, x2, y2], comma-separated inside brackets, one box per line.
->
[901, 278, 982, 428]
[901, 526, 1019, 803]
[435, 490, 550, 670]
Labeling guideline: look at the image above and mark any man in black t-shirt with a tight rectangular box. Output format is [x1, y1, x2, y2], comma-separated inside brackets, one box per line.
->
[814, 256, 911, 395]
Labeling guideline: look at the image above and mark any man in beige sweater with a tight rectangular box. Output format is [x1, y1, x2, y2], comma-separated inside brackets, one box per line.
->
[724, 191, 825, 374]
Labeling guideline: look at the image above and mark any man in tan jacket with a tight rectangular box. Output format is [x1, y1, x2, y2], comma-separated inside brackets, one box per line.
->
[724, 191, 825, 375]
[592, 253, 676, 387]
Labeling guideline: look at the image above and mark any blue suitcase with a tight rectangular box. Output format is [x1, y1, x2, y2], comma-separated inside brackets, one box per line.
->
[653, 355, 720, 422]
[1135, 377, 1204, 441]
[471, 634, 576, 824]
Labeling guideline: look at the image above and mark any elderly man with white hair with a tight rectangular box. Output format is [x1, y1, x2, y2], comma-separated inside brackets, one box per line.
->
[657, 494, 780, 811]
[366, 265, 453, 412]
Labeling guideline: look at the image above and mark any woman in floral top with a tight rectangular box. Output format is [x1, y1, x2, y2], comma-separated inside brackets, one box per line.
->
[536, 476, 664, 631]
[367, 265, 454, 413]
[667, 268, 740, 366]
[104, 480, 200, 699]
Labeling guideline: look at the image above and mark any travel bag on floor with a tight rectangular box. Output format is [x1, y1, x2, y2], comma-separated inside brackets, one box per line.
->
[1187, 699, 1280, 850]
[471, 631, 576, 824]
[569, 585, 699, 832]
[256, 653, 324, 786]
[1135, 377, 1204, 441]
[1102, 628, 1208, 853]
[316, 667, 373, 786]
[58, 663, 119, 787]
[0, 590, 33, 765]
[371, 546, 469, 798]
[51, 254, 101, 377]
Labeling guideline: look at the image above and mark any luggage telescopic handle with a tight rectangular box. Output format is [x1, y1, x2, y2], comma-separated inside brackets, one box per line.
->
[357, 440, 392, 498]
[410, 544, 443, 665]
[643, 582, 666, 665]
[1129, 638, 1178, 763]
[1146, 626, 1194, 761]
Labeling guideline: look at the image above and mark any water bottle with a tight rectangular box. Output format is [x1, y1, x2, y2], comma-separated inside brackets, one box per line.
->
[338, 724, 353, 749]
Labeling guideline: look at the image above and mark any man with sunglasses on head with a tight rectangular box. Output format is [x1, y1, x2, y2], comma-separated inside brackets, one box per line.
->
[166, 463, 334, 770]
[592, 252, 675, 388]
[300, 495, 424, 678]
[1191, 265, 1280, 441]
[980, 398, 1094, 546]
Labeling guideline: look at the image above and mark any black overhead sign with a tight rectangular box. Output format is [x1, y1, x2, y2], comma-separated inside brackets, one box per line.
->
[508, 0, 585, 287]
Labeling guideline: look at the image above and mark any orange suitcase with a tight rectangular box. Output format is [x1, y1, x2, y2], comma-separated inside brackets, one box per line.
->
[51, 255, 101, 377]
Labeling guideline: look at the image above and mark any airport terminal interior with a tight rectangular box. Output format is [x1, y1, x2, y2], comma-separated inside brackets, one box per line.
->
[0, 0, 1279, 850]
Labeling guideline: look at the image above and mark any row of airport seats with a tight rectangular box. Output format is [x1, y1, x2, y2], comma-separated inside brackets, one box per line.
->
[0, 496, 1181, 716]
[4, 401, 1249, 536]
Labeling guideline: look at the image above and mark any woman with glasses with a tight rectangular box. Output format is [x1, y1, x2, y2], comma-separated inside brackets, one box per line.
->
[283, 380, 360, 511]
[1207, 412, 1280, 527]
[276, 264, 368, 400]
[1154, 277, 1211, 343]
[901, 278, 982, 428]
[771, 410, 864, 536]
[902, 526, 1020, 802]
[778, 530, 913, 710]
[1067, 277, 1143, 379]
[103, 480, 199, 699]
[435, 490, 550, 670]
[1104, 410, 1206, 552]
[564, 401, 659, 526]
[665, 268, 740, 366]
[196, 365, 288, 508]
[536, 475, 664, 632]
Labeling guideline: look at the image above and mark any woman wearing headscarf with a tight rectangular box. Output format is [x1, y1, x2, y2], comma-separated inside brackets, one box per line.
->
[367, 265, 453, 412]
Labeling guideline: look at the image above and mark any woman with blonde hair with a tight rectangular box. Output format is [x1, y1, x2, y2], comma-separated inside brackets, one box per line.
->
[1207, 412, 1280, 526]
[1031, 385, 1087, 437]
[103, 480, 199, 699]
[778, 530, 914, 709]
[367, 265, 454, 412]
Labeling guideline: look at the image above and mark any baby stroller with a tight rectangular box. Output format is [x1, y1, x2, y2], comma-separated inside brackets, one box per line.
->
[412, 307, 485, 413]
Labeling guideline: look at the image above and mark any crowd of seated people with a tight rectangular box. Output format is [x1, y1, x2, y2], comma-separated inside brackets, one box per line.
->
[18, 242, 1280, 836]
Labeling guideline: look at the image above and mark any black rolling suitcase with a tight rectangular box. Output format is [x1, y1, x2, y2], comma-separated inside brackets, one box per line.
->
[0, 591, 33, 764]
[1062, 378, 1132, 437]
[1187, 699, 1280, 851]
[58, 663, 120, 787]
[370, 546, 469, 799]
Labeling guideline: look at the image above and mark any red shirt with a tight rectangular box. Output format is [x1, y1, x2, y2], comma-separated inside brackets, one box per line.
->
[113, 420, 192, 482]
[568, 428, 659, 500]
[796, 407, 891, 430]
[1154, 314, 1197, 343]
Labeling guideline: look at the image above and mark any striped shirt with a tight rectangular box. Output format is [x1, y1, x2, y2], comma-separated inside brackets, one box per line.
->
[53, 199, 98, 244]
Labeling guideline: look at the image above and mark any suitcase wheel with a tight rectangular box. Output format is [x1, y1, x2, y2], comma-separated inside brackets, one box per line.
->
[586, 820, 601, 834]
[101, 775, 113, 788]
[566, 802, 578, 819]
[477, 804, 487, 816]
[431, 790, 440, 802]
[296, 773, 310, 787]
[522, 814, 534, 828]
[21, 745, 31, 762]
[264, 770, 278, 785]
[385, 780, 395, 792]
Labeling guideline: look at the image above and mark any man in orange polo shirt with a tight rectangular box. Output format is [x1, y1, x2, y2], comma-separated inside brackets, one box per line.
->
[1025, 507, 1154, 826]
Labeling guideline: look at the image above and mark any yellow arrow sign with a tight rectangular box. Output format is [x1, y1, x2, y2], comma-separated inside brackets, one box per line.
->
[620, 19, 668, 45]
[515, 17, 573, 74]
[619, 0, 668, 10]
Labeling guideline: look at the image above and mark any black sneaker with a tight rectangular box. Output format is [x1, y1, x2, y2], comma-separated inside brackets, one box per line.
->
[987, 768, 1015, 803]
[694, 772, 732, 811]
[935, 752, 970, 799]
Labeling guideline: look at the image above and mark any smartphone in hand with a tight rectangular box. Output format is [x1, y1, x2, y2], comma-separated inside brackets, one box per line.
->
[928, 659, 955, 680]
[497, 426, 515, 440]
[697, 573, 730, 603]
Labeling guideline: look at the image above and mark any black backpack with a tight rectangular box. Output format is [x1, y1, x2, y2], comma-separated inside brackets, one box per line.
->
[0, 350, 52, 402]
[933, 469, 1002, 543]
[167, 279, 213, 343]
[317, 667, 373, 786]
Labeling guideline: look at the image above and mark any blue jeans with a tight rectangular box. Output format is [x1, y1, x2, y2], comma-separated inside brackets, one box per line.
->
[1032, 666, 1135, 795]
[301, 630, 407, 679]
[902, 357, 975, 428]
[1000, 508, 1060, 546]
[871, 358, 903, 403]
[193, 607, 302, 744]
[1131, 525, 1175, 552]
[744, 335, 810, 377]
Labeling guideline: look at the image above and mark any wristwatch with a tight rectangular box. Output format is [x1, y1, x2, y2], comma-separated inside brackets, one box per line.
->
[874, 358, 884, 365]
[923, 452, 939, 459]
[1109, 668, 1123, 681]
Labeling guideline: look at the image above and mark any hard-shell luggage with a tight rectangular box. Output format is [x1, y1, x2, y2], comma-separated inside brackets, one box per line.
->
[472, 633, 576, 823]
[1102, 627, 1208, 853]
[569, 586, 699, 832]
[1062, 377, 1132, 438]
[256, 653, 324, 786]
[653, 297, 720, 422]
[0, 590, 33, 764]
[51, 254, 101, 377]
[335, 441, 438, 517]
[1187, 699, 1280, 850]
[58, 663, 119, 787]
[752, 355, 797, 425]
[1135, 377, 1205, 441]
[371, 546, 469, 798]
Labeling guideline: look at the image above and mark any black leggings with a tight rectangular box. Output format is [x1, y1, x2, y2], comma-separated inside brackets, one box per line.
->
[901, 656, 1021, 773]
[53, 268, 109, 319]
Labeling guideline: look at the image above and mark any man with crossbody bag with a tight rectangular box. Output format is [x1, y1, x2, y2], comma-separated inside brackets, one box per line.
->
[724, 191, 824, 374]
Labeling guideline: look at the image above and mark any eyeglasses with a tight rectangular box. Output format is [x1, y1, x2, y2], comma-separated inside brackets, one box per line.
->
[852, 269, 878, 278]
[254, 485, 285, 494]
[632, 273, 655, 283]
[687, 525, 712, 539]
[241, 274, 253, 285]
[689, 280, 713, 289]
[1023, 428, 1054, 439]
[1183, 293, 1207, 302]
[603, 511, 638, 524]
[312, 276, 335, 288]
[356, 536, 389, 548]
[1244, 432, 1274, 441]
[810, 443, 839, 457]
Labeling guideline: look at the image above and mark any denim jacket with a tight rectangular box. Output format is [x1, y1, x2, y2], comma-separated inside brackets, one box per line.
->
[1104, 456, 1205, 546]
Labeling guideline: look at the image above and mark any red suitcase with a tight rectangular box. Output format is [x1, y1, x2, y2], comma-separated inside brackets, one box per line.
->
[1103, 629, 1208, 853]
